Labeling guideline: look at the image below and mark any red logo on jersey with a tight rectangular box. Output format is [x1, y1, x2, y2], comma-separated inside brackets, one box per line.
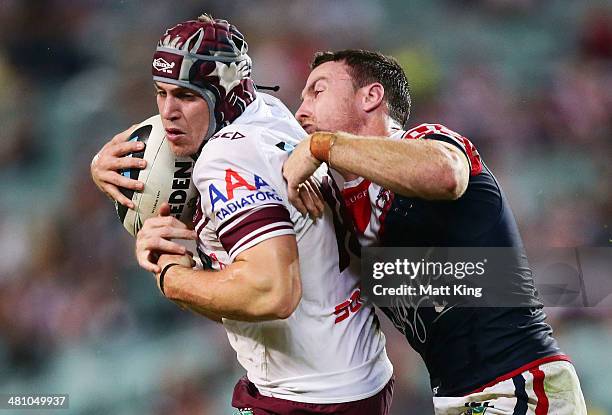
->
[334, 289, 363, 324]
[342, 180, 372, 235]
[208, 169, 275, 212]
[225, 168, 256, 199]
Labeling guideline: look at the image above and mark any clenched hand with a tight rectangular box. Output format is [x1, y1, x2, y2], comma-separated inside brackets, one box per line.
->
[91, 125, 146, 208]
[135, 202, 197, 273]
[282, 136, 325, 218]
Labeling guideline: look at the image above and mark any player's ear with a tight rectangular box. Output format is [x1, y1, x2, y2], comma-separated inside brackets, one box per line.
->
[361, 83, 385, 113]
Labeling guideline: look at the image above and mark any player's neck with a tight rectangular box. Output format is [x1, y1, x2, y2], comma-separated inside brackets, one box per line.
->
[359, 114, 393, 138]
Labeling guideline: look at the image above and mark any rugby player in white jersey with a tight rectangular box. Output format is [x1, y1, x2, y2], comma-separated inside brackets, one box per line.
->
[92, 16, 393, 414]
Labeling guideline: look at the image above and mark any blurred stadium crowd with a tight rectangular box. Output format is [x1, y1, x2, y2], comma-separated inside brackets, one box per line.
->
[0, 0, 610, 414]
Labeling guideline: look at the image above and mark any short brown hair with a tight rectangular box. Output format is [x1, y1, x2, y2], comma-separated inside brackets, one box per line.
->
[311, 50, 411, 127]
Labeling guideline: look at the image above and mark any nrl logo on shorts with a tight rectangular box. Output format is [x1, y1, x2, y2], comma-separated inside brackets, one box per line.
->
[234, 409, 253, 415]
[153, 57, 175, 74]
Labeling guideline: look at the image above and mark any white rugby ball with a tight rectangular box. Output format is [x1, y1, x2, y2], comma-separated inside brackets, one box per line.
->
[116, 115, 198, 236]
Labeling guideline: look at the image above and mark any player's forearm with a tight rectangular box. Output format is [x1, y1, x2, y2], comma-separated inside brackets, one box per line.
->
[322, 132, 467, 200]
[162, 260, 301, 322]
[172, 299, 223, 323]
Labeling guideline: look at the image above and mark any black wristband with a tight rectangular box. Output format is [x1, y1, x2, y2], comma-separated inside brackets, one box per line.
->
[158, 263, 180, 296]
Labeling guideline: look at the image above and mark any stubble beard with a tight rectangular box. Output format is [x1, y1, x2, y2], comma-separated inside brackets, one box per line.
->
[169, 142, 197, 158]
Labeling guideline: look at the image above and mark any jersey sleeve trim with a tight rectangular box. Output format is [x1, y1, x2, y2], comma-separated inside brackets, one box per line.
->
[423, 132, 473, 170]
[402, 123, 483, 176]
[343, 176, 367, 190]
[217, 204, 295, 260]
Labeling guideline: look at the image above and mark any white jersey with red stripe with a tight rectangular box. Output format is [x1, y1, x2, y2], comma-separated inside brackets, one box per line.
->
[192, 93, 392, 404]
[341, 123, 481, 247]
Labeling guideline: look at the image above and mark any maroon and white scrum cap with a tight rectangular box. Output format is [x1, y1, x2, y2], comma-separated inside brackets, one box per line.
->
[152, 15, 256, 139]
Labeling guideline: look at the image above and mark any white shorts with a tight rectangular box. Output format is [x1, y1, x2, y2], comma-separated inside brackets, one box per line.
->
[432, 359, 586, 415]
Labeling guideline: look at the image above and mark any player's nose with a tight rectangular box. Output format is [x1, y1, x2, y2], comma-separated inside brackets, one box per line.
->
[160, 96, 180, 120]
[295, 101, 311, 125]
